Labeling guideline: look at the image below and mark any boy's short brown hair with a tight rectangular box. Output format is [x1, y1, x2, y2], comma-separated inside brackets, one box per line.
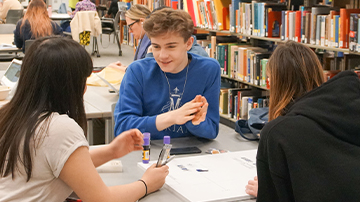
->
[143, 8, 194, 42]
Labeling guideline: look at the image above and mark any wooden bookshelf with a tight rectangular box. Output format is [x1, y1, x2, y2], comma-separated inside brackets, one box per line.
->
[221, 75, 269, 91]
[220, 114, 236, 128]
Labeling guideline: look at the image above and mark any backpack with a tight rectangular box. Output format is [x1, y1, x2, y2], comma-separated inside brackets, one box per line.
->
[235, 107, 269, 141]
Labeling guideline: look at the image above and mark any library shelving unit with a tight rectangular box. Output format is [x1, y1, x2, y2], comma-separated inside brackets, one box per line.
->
[133, 0, 360, 128]
[194, 18, 360, 127]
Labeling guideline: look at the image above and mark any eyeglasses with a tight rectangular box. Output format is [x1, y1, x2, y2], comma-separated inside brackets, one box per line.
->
[128, 20, 140, 31]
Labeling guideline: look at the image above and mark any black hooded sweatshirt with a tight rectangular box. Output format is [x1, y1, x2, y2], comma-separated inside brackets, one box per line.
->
[256, 71, 360, 202]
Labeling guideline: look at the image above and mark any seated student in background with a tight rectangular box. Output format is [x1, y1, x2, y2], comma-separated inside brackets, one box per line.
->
[104, 0, 119, 18]
[107, 4, 151, 71]
[60, 0, 96, 32]
[254, 41, 360, 201]
[0, 36, 169, 201]
[113, 8, 221, 140]
[107, 6, 208, 71]
[14, 0, 63, 52]
[0, 0, 23, 23]
[70, 0, 96, 18]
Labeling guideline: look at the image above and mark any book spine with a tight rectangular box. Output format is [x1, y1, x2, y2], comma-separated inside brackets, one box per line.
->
[260, 3, 265, 37]
[335, 15, 340, 47]
[305, 12, 311, 44]
[234, 50, 238, 78]
[289, 12, 295, 41]
[320, 15, 326, 46]
[281, 10, 285, 40]
[315, 15, 321, 45]
[261, 59, 268, 87]
[331, 15, 335, 47]
[249, 52, 255, 84]
[310, 13, 316, 44]
[285, 11, 289, 40]
[349, 13, 358, 51]
[357, 18, 360, 51]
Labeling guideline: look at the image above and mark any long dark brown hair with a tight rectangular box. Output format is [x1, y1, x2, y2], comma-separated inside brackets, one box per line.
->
[268, 41, 324, 121]
[21, 0, 53, 38]
[0, 36, 93, 181]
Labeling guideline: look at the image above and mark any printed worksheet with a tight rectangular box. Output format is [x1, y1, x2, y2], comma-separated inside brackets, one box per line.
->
[138, 149, 257, 202]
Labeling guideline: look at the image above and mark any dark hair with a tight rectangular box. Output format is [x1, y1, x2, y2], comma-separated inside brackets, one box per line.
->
[268, 41, 324, 120]
[143, 8, 194, 42]
[0, 36, 93, 181]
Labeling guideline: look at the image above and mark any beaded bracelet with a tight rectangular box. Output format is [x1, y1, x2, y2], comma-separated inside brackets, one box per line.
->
[138, 179, 147, 197]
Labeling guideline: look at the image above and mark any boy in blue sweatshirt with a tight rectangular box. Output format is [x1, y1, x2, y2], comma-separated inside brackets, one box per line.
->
[113, 8, 221, 140]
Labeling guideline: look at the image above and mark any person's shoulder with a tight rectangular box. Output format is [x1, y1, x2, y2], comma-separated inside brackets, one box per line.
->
[190, 53, 219, 67]
[261, 115, 310, 141]
[50, 113, 82, 130]
[127, 57, 158, 74]
[130, 57, 157, 68]
[190, 53, 220, 73]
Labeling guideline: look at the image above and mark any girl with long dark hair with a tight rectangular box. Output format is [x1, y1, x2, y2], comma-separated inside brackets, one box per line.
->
[0, 36, 168, 201]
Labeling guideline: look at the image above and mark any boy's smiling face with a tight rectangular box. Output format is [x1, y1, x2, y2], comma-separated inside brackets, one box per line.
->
[150, 32, 193, 74]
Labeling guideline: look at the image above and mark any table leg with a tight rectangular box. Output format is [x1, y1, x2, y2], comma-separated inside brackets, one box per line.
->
[87, 119, 94, 145]
[105, 118, 113, 144]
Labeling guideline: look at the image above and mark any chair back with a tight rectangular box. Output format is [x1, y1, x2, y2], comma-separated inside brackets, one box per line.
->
[6, 9, 24, 24]
[0, 24, 16, 34]
[113, 11, 121, 31]
[24, 39, 35, 53]
[117, 2, 127, 20]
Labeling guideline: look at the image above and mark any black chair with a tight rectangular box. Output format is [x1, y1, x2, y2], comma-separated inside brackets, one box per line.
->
[24, 39, 35, 53]
[100, 10, 122, 56]
[5, 9, 24, 24]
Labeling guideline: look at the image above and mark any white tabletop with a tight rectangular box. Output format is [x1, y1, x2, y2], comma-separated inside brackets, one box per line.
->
[0, 34, 14, 44]
[84, 85, 119, 118]
[0, 71, 104, 119]
[50, 13, 71, 20]
[95, 125, 258, 202]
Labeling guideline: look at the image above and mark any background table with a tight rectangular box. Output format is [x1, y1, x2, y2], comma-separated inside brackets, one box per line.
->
[84, 85, 118, 144]
[50, 13, 71, 21]
[0, 34, 21, 55]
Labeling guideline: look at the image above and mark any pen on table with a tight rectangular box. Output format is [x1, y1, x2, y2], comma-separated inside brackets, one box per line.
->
[163, 155, 175, 165]
[196, 169, 209, 172]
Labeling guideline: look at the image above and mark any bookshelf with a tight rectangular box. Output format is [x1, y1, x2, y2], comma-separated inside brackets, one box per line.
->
[221, 75, 269, 90]
[133, 0, 360, 128]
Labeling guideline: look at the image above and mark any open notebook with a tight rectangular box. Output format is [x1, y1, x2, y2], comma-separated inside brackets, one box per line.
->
[86, 66, 124, 95]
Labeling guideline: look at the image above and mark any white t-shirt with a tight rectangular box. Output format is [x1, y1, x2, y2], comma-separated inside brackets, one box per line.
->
[0, 113, 89, 201]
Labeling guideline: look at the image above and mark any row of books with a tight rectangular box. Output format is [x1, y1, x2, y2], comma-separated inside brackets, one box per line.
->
[178, 0, 230, 30]
[210, 36, 271, 88]
[219, 87, 268, 120]
[176, 0, 360, 51]
[229, 2, 360, 49]
[322, 51, 360, 71]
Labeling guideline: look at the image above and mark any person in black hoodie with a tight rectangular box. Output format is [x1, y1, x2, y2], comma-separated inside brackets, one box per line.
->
[255, 41, 360, 201]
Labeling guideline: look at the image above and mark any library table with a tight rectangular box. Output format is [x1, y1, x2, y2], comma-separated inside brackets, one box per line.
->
[95, 125, 258, 202]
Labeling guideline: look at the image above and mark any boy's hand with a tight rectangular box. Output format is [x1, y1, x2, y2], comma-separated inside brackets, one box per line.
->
[171, 95, 204, 125]
[192, 95, 208, 125]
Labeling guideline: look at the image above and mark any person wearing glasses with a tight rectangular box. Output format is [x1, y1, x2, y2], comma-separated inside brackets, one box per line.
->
[107, 5, 208, 71]
[106, 4, 151, 71]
